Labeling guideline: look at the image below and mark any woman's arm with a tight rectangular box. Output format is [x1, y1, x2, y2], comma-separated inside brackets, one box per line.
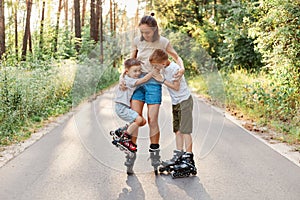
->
[166, 43, 185, 79]
[131, 49, 138, 59]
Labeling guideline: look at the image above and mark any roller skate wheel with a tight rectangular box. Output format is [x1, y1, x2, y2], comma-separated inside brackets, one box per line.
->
[110, 131, 114, 136]
[128, 152, 135, 158]
[171, 171, 177, 179]
[159, 167, 165, 173]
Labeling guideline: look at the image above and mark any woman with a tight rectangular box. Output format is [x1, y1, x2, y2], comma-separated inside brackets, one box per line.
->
[126, 14, 185, 173]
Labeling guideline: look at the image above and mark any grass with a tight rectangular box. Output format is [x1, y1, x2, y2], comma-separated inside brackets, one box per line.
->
[0, 59, 119, 145]
[188, 69, 300, 149]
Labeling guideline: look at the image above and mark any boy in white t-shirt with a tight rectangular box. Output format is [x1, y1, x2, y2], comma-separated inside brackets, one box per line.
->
[149, 49, 196, 173]
[113, 58, 154, 152]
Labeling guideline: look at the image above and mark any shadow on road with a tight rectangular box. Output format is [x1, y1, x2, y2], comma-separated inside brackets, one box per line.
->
[118, 174, 145, 200]
[155, 174, 212, 200]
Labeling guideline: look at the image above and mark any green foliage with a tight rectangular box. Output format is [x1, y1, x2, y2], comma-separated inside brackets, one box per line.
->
[0, 61, 75, 144]
[223, 69, 299, 143]
[249, 0, 300, 70]
[72, 58, 119, 105]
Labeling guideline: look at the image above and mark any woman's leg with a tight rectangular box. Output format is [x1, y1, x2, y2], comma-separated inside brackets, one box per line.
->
[147, 104, 161, 144]
[130, 100, 144, 144]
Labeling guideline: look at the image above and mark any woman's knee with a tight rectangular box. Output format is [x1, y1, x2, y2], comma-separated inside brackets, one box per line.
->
[148, 116, 158, 128]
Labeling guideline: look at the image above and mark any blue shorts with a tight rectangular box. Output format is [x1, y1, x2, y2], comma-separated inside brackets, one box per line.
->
[132, 83, 162, 105]
[115, 103, 139, 123]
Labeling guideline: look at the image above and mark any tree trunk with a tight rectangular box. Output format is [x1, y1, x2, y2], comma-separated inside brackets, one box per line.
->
[74, 0, 81, 52]
[110, 0, 113, 34]
[21, 0, 33, 61]
[113, 0, 117, 34]
[98, 0, 103, 63]
[81, 0, 87, 27]
[29, 28, 32, 53]
[0, 0, 5, 59]
[39, 1, 45, 53]
[90, 0, 96, 40]
[64, 0, 68, 27]
[95, 0, 101, 42]
[54, 0, 62, 53]
[14, 1, 18, 59]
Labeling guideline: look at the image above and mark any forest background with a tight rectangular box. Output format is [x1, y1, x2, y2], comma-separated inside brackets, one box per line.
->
[0, 0, 299, 150]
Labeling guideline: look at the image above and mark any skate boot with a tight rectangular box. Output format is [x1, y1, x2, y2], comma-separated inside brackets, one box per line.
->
[124, 152, 136, 175]
[149, 145, 161, 175]
[119, 138, 137, 152]
[171, 152, 197, 179]
[112, 131, 137, 157]
[110, 124, 128, 140]
[159, 150, 184, 173]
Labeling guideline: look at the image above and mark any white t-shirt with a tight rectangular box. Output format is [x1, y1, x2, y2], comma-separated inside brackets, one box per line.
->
[162, 62, 191, 105]
[132, 36, 169, 73]
[114, 75, 138, 107]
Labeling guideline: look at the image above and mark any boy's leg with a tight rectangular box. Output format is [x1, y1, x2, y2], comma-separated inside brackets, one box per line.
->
[130, 100, 145, 144]
[182, 133, 193, 153]
[175, 131, 184, 151]
[126, 115, 146, 136]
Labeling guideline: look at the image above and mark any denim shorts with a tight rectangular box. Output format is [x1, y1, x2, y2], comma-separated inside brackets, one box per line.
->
[132, 83, 162, 104]
[115, 103, 139, 123]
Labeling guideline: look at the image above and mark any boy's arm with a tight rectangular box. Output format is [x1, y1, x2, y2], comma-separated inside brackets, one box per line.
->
[152, 73, 180, 91]
[164, 79, 180, 91]
[134, 71, 153, 86]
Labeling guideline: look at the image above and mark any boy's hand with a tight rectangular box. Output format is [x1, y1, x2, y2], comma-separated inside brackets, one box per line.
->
[152, 73, 164, 83]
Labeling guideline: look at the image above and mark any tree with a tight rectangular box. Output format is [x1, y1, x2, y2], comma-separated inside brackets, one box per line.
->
[90, 0, 97, 41]
[53, 0, 63, 53]
[97, 0, 103, 63]
[14, 0, 18, 58]
[64, 0, 68, 27]
[82, 0, 87, 27]
[21, 0, 33, 61]
[39, 1, 45, 54]
[0, 0, 5, 59]
[74, 0, 81, 52]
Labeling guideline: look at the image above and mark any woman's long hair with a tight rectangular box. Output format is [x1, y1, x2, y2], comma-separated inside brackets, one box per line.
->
[139, 13, 160, 42]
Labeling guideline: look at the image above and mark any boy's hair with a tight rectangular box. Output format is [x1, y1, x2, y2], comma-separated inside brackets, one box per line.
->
[149, 49, 168, 63]
[139, 13, 159, 42]
[124, 58, 142, 69]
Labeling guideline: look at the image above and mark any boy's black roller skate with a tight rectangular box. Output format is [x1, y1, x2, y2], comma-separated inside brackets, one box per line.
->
[171, 152, 197, 179]
[124, 152, 136, 175]
[159, 150, 184, 174]
[149, 146, 161, 175]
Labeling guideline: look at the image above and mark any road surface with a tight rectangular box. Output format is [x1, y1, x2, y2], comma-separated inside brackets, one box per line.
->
[0, 86, 299, 200]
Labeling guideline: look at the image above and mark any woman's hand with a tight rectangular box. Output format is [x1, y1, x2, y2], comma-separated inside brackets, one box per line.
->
[174, 68, 185, 80]
[119, 77, 127, 91]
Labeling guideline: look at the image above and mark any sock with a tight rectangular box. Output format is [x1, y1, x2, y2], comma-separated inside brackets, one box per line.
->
[150, 144, 160, 150]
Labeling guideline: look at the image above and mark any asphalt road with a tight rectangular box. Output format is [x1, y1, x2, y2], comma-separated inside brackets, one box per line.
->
[0, 86, 299, 200]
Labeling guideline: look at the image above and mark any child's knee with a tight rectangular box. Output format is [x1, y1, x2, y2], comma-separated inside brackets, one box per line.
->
[136, 116, 146, 126]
